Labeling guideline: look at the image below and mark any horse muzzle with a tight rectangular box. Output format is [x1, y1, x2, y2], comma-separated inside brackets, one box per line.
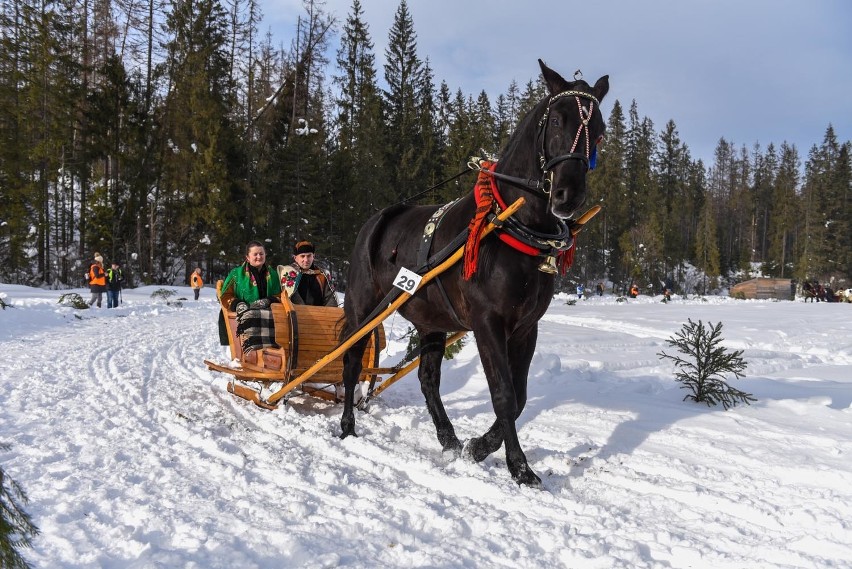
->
[549, 187, 586, 219]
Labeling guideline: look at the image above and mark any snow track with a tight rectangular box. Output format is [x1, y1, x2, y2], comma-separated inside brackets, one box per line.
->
[1, 287, 850, 568]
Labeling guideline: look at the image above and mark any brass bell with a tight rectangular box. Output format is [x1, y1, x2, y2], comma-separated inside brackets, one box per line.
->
[538, 255, 558, 274]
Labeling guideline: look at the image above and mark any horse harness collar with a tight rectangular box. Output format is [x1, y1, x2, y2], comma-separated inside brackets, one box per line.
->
[472, 162, 574, 274]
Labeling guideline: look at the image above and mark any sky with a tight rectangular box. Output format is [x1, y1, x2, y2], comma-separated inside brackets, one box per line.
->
[1, 283, 850, 567]
[257, 0, 852, 166]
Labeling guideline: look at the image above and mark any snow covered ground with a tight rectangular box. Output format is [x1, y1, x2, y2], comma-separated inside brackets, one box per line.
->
[0, 283, 850, 568]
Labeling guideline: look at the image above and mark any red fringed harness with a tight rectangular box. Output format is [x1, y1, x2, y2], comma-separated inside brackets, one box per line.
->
[463, 161, 576, 280]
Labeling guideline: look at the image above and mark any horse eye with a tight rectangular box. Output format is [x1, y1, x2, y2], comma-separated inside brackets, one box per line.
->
[550, 117, 560, 127]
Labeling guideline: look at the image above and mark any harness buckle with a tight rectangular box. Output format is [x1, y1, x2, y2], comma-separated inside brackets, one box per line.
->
[542, 171, 553, 194]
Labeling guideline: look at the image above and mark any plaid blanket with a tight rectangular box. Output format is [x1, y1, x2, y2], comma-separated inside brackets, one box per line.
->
[235, 305, 278, 354]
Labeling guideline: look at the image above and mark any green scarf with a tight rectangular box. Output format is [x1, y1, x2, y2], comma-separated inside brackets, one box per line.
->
[222, 262, 282, 304]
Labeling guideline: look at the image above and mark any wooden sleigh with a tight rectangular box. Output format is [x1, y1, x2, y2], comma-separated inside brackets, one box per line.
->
[205, 197, 537, 410]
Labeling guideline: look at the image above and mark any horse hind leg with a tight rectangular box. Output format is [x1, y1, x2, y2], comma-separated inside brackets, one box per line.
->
[418, 331, 463, 456]
[340, 336, 369, 439]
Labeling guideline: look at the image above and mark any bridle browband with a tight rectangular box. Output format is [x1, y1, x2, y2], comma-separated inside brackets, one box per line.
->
[475, 89, 600, 195]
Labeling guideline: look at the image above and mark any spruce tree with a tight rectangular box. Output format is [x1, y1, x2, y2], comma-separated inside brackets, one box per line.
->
[383, 0, 424, 201]
[767, 143, 800, 278]
[695, 198, 721, 292]
[752, 143, 778, 270]
[655, 120, 690, 275]
[1, 443, 39, 569]
[658, 319, 754, 409]
[801, 126, 849, 281]
[586, 100, 628, 288]
[331, 0, 391, 263]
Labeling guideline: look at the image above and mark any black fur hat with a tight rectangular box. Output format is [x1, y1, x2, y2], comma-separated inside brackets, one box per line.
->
[294, 240, 315, 255]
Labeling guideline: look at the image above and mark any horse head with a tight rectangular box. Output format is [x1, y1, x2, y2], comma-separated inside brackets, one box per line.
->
[534, 60, 608, 219]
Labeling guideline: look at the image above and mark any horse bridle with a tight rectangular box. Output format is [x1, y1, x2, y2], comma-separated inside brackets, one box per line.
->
[479, 89, 601, 195]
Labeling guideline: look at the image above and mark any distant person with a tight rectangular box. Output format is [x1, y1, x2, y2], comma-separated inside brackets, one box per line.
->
[277, 240, 338, 307]
[190, 267, 204, 300]
[106, 262, 124, 308]
[802, 280, 815, 302]
[576, 283, 585, 299]
[596, 282, 604, 296]
[87, 253, 107, 308]
[629, 284, 639, 298]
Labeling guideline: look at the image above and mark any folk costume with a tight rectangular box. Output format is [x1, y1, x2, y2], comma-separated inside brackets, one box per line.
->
[88, 254, 107, 308]
[218, 261, 282, 351]
[277, 241, 337, 307]
[220, 261, 282, 308]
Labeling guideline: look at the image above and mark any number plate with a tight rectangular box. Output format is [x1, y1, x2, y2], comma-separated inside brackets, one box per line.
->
[393, 267, 422, 293]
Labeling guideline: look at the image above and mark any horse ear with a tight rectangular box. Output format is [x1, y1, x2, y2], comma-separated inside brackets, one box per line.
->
[593, 75, 610, 102]
[538, 58, 569, 95]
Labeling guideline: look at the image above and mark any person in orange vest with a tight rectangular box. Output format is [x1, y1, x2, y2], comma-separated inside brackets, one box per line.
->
[629, 284, 639, 298]
[190, 267, 204, 300]
[88, 253, 107, 307]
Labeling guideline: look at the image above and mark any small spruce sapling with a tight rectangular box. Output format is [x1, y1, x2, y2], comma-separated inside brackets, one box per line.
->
[658, 318, 755, 409]
[1, 443, 40, 569]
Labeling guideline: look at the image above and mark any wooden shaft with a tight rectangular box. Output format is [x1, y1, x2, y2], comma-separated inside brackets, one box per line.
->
[368, 331, 468, 399]
[571, 205, 601, 236]
[265, 197, 526, 406]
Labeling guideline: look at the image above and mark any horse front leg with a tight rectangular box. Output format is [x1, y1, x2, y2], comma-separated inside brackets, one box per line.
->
[339, 337, 368, 439]
[418, 331, 463, 456]
[465, 326, 541, 487]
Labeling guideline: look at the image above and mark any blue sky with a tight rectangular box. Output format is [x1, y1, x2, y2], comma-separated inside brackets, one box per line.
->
[259, 0, 852, 166]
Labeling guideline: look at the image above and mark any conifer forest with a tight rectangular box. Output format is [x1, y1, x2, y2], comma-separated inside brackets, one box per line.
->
[1, 0, 849, 294]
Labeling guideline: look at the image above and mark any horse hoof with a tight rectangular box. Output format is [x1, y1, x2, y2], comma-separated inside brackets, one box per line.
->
[442, 442, 463, 460]
[339, 429, 358, 440]
[462, 438, 489, 463]
[513, 467, 542, 488]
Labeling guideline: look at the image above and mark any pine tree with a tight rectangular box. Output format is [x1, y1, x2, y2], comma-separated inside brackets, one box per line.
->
[439, 89, 476, 203]
[655, 119, 691, 274]
[586, 100, 628, 288]
[752, 143, 778, 269]
[767, 143, 800, 278]
[625, 100, 657, 227]
[801, 126, 849, 281]
[383, 0, 424, 200]
[158, 0, 237, 283]
[331, 0, 390, 267]
[695, 198, 721, 292]
[1, 443, 39, 569]
[658, 319, 754, 409]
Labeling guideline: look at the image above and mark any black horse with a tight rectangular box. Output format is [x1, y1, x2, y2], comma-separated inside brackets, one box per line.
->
[340, 60, 608, 487]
